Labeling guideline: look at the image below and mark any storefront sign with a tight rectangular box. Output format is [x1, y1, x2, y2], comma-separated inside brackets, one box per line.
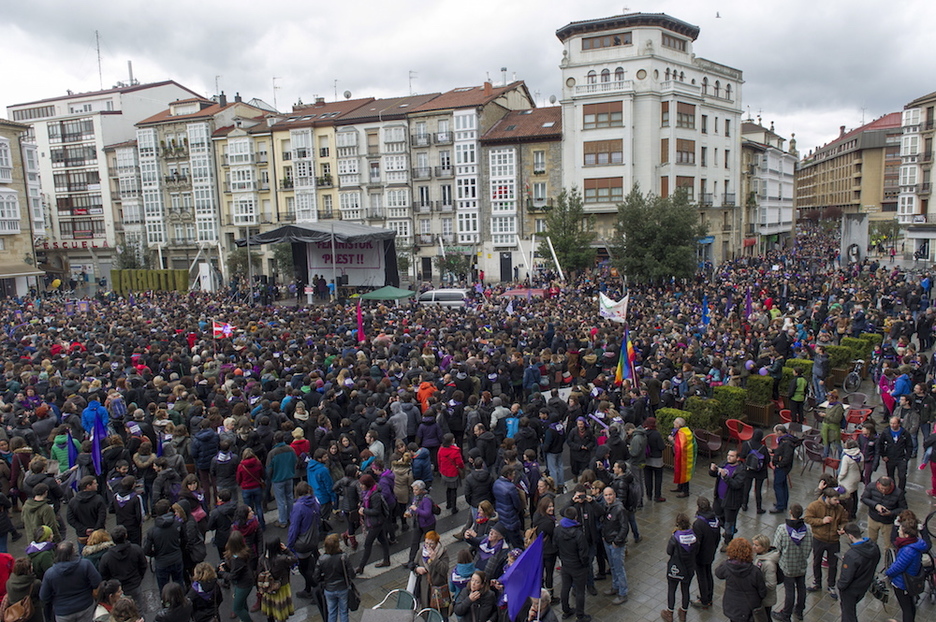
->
[36, 240, 109, 250]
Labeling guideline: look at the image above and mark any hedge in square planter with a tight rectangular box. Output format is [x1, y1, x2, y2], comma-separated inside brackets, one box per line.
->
[744, 375, 774, 427]
[824, 344, 855, 387]
[713, 385, 746, 425]
[656, 407, 693, 470]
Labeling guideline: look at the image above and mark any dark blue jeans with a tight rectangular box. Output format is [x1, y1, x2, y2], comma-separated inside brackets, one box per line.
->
[773, 467, 789, 511]
[155, 562, 185, 594]
[242, 488, 266, 530]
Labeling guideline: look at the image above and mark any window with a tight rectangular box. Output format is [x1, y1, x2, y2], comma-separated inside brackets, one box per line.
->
[725, 84, 732, 101]
[702, 78, 708, 95]
[534, 218, 547, 233]
[902, 135, 920, 156]
[714, 81, 720, 98]
[455, 143, 476, 165]
[383, 127, 405, 143]
[724, 119, 731, 137]
[903, 108, 921, 127]
[586, 71, 597, 85]
[419, 218, 431, 234]
[490, 181, 515, 205]
[583, 102, 623, 130]
[442, 218, 453, 235]
[0, 189, 20, 233]
[533, 182, 547, 201]
[441, 185, 453, 206]
[388, 220, 410, 238]
[582, 32, 631, 50]
[339, 192, 362, 219]
[724, 150, 731, 169]
[661, 102, 669, 127]
[584, 140, 623, 166]
[386, 189, 409, 208]
[533, 150, 546, 173]
[457, 178, 477, 199]
[457, 211, 478, 234]
[583, 177, 624, 203]
[600, 69, 611, 83]
[701, 115, 708, 134]
[900, 165, 918, 186]
[676, 103, 695, 129]
[614, 67, 625, 82]
[675, 176, 694, 199]
[491, 215, 516, 245]
[489, 149, 515, 177]
[676, 139, 695, 164]
[700, 147, 707, 167]
[899, 195, 915, 217]
[661, 33, 686, 51]
[660, 139, 669, 164]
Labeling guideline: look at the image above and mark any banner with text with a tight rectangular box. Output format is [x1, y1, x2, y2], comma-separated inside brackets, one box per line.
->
[306, 240, 385, 286]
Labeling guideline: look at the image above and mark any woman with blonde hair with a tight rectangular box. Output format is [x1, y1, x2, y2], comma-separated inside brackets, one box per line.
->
[82, 529, 114, 570]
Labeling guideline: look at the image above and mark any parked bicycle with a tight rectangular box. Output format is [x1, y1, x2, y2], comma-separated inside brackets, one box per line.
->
[843, 358, 866, 394]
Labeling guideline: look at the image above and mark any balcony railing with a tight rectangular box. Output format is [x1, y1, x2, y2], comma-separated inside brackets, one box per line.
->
[438, 202, 454, 213]
[722, 193, 736, 206]
[163, 147, 189, 159]
[434, 166, 453, 178]
[533, 167, 546, 175]
[412, 167, 431, 180]
[418, 234, 434, 245]
[442, 234, 455, 243]
[316, 176, 333, 188]
[527, 198, 553, 212]
[280, 179, 294, 190]
[318, 210, 334, 220]
[366, 209, 385, 220]
[414, 201, 432, 213]
[279, 211, 297, 222]
[700, 193, 714, 207]
[170, 236, 197, 245]
[922, 182, 932, 194]
[574, 80, 634, 96]
[368, 174, 381, 185]
[921, 152, 933, 162]
[411, 134, 431, 147]
[164, 175, 189, 187]
[434, 132, 452, 144]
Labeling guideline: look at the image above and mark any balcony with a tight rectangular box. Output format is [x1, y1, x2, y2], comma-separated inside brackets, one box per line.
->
[293, 148, 311, 160]
[434, 166, 454, 178]
[434, 132, 452, 144]
[574, 80, 634, 96]
[437, 202, 454, 213]
[225, 181, 257, 193]
[922, 183, 932, 194]
[527, 198, 552, 212]
[722, 193, 736, 206]
[366, 209, 385, 220]
[278, 211, 297, 222]
[442, 234, 455, 243]
[316, 175, 333, 188]
[922, 152, 933, 163]
[163, 147, 188, 160]
[258, 181, 270, 191]
[257, 153, 269, 164]
[700, 193, 714, 207]
[164, 174, 189, 188]
[418, 234, 434, 245]
[412, 167, 431, 180]
[170, 236, 197, 246]
[414, 201, 433, 213]
[367, 174, 381, 185]
[533, 167, 546, 176]
[319, 148, 329, 158]
[411, 134, 431, 147]
[318, 210, 335, 220]
[279, 179, 294, 190]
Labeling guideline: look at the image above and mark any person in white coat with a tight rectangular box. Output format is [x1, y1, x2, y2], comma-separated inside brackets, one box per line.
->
[837, 440, 862, 519]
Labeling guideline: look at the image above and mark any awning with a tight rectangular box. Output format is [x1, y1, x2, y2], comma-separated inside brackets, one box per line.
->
[0, 263, 44, 278]
[743, 237, 757, 247]
[235, 222, 396, 247]
[358, 286, 416, 300]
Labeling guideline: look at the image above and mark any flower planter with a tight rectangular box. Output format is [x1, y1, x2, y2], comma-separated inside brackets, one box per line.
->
[744, 402, 774, 428]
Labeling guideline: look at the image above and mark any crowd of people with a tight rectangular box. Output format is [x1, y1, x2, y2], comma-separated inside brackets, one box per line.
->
[0, 224, 932, 622]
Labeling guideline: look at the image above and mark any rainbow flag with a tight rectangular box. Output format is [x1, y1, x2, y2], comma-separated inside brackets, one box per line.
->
[614, 326, 636, 386]
[672, 426, 698, 485]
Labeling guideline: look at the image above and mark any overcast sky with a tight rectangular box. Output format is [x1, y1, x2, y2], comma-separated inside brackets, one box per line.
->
[2, 0, 933, 155]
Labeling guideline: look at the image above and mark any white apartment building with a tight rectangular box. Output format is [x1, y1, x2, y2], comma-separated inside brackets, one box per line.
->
[900, 92, 936, 259]
[6, 81, 200, 283]
[556, 12, 744, 263]
[741, 121, 797, 253]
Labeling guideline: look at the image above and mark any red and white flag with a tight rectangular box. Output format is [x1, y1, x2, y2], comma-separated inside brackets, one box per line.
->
[212, 320, 235, 339]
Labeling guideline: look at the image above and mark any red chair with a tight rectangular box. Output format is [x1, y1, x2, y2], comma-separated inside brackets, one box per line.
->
[779, 410, 792, 424]
[763, 433, 780, 452]
[846, 408, 872, 429]
[726, 419, 754, 451]
[822, 457, 841, 474]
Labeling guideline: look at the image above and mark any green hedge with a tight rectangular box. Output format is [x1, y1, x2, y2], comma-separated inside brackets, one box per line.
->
[656, 407, 694, 434]
[682, 396, 721, 432]
[859, 332, 883, 353]
[713, 385, 746, 421]
[785, 358, 814, 378]
[779, 367, 794, 396]
[840, 336, 870, 359]
[825, 344, 854, 369]
[746, 375, 773, 405]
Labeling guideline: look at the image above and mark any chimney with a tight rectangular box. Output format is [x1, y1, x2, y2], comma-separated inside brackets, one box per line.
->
[483, 81, 493, 97]
[218, 91, 228, 107]
[840, 125, 846, 137]
[501, 67, 507, 86]
[315, 97, 326, 107]
[234, 92, 242, 103]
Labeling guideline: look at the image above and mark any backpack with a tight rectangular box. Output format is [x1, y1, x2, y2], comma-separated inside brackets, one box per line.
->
[624, 473, 643, 512]
[902, 568, 926, 597]
[746, 448, 766, 472]
[504, 417, 519, 439]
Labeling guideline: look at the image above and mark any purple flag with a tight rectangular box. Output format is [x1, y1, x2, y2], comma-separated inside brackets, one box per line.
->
[66, 430, 78, 469]
[91, 412, 106, 476]
[745, 287, 753, 319]
[500, 534, 544, 620]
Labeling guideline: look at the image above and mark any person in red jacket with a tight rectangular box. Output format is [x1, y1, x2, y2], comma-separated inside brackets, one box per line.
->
[437, 433, 465, 515]
[236, 448, 266, 531]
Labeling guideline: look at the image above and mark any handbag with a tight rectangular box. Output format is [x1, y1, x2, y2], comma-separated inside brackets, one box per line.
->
[256, 560, 281, 595]
[429, 584, 452, 613]
[1, 583, 34, 622]
[341, 554, 361, 611]
[190, 504, 208, 522]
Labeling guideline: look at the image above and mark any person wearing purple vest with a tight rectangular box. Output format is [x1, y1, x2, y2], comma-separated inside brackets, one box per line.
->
[708, 449, 746, 550]
[661, 512, 698, 622]
[770, 503, 812, 622]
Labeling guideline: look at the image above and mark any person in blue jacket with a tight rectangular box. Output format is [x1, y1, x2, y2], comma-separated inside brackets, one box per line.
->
[884, 518, 927, 622]
[81, 394, 109, 435]
[307, 448, 335, 516]
[492, 465, 524, 549]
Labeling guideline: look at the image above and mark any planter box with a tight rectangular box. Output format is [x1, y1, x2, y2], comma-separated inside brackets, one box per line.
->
[830, 368, 848, 388]
[744, 402, 774, 428]
[663, 445, 675, 470]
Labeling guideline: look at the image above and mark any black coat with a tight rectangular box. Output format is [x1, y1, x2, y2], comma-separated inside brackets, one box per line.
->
[836, 538, 881, 595]
[98, 541, 148, 591]
[187, 578, 223, 622]
[692, 511, 721, 566]
[66, 490, 107, 538]
[860, 483, 908, 524]
[154, 603, 193, 622]
[313, 552, 355, 592]
[463, 469, 495, 508]
[453, 587, 498, 622]
[715, 560, 767, 622]
[554, 519, 589, 571]
[710, 462, 746, 511]
[877, 427, 912, 463]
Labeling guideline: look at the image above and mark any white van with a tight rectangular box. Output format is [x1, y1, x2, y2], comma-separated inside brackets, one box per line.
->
[417, 288, 470, 308]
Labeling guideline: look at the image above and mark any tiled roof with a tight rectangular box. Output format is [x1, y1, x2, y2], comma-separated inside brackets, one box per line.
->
[136, 102, 258, 126]
[821, 112, 901, 149]
[480, 107, 562, 143]
[907, 91, 936, 108]
[270, 98, 376, 130]
[410, 81, 527, 113]
[103, 139, 138, 150]
[9, 80, 201, 108]
[335, 94, 441, 123]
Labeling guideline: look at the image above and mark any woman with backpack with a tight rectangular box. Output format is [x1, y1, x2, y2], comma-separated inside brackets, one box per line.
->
[257, 537, 297, 622]
[884, 519, 927, 622]
[661, 513, 698, 622]
[355, 474, 391, 575]
[740, 429, 770, 514]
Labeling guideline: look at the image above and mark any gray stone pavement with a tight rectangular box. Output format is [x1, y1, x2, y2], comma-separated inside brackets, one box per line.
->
[8, 375, 933, 621]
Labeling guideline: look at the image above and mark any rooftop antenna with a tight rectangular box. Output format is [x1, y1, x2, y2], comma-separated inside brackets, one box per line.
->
[501, 67, 507, 86]
[272, 77, 282, 111]
[95, 30, 103, 90]
[334, 79, 338, 102]
[409, 71, 418, 95]
[861, 107, 866, 125]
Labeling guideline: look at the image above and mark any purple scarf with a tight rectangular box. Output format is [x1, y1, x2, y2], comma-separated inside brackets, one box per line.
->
[674, 529, 697, 551]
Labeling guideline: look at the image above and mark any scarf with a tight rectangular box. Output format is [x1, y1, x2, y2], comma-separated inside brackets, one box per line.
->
[674, 529, 697, 551]
[716, 463, 739, 499]
[786, 524, 807, 545]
